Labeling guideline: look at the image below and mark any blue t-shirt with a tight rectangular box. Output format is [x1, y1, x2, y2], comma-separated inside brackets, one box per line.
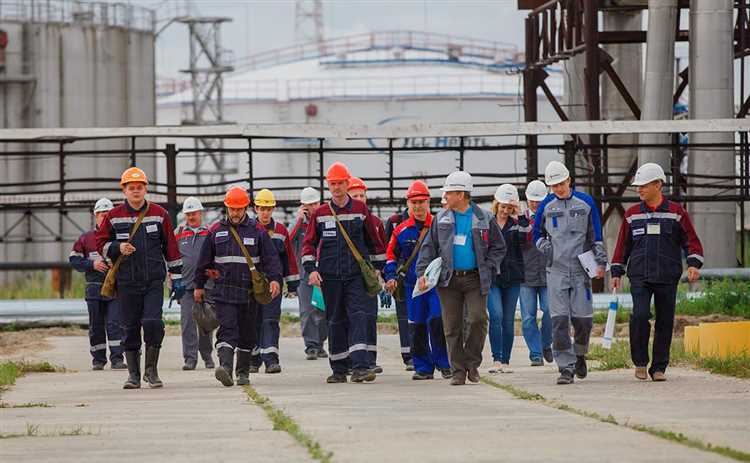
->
[452, 208, 477, 271]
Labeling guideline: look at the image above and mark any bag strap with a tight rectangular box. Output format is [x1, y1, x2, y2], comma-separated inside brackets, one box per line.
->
[228, 224, 257, 272]
[128, 207, 148, 243]
[329, 203, 365, 265]
[396, 225, 429, 275]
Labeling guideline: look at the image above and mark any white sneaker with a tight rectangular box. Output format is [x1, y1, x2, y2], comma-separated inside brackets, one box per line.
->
[500, 363, 513, 373]
[488, 361, 504, 374]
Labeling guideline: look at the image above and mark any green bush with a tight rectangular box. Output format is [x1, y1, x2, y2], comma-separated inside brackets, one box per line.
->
[676, 279, 750, 318]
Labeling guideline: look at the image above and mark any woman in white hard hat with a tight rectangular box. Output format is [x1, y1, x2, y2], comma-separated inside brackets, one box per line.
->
[487, 184, 528, 374]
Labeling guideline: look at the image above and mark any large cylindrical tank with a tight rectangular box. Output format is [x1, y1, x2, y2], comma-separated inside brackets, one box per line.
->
[0, 1, 156, 276]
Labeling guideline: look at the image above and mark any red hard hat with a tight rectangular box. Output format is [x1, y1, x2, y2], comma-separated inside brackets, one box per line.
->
[348, 177, 367, 191]
[326, 162, 351, 183]
[406, 180, 430, 200]
[224, 186, 251, 208]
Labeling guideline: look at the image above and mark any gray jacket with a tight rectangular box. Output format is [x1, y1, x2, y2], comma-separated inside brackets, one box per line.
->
[416, 203, 506, 296]
[532, 190, 607, 276]
[175, 224, 209, 290]
[521, 209, 546, 287]
[289, 216, 309, 280]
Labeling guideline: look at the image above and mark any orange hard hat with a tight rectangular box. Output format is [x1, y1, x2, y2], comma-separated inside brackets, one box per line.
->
[326, 162, 351, 183]
[224, 186, 251, 208]
[348, 176, 367, 191]
[406, 180, 430, 200]
[120, 167, 148, 186]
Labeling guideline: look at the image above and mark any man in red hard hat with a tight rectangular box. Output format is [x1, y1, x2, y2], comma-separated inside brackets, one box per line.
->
[96, 167, 183, 389]
[301, 162, 387, 383]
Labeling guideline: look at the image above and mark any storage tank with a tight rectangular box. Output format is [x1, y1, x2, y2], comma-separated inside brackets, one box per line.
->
[0, 1, 156, 274]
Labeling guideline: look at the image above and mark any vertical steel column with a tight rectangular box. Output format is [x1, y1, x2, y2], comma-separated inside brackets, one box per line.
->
[564, 140, 576, 185]
[165, 144, 178, 225]
[584, 0, 603, 212]
[130, 136, 137, 166]
[318, 138, 325, 201]
[247, 137, 254, 194]
[58, 141, 66, 299]
[388, 138, 395, 202]
[524, 15, 539, 183]
[458, 136, 465, 171]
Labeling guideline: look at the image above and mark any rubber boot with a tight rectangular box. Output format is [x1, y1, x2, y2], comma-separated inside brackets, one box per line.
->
[215, 347, 234, 387]
[235, 350, 251, 386]
[143, 346, 164, 388]
[123, 350, 141, 389]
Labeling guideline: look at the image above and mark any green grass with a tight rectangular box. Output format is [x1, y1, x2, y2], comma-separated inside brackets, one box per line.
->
[244, 385, 333, 462]
[0, 423, 99, 440]
[675, 279, 750, 318]
[592, 309, 630, 325]
[0, 361, 65, 394]
[0, 272, 86, 299]
[587, 340, 633, 371]
[0, 402, 52, 409]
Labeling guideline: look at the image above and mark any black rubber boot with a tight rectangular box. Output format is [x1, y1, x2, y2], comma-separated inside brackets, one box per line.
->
[575, 355, 588, 379]
[123, 350, 141, 389]
[235, 350, 251, 386]
[143, 346, 163, 388]
[215, 347, 234, 387]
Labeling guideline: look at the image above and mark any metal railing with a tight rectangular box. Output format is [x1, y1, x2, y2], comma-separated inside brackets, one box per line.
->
[0, 0, 156, 32]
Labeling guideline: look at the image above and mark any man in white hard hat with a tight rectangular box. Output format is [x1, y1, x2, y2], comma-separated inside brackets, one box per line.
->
[70, 198, 126, 370]
[611, 163, 703, 382]
[518, 180, 554, 366]
[174, 197, 215, 370]
[416, 171, 506, 386]
[532, 161, 607, 385]
[289, 187, 328, 360]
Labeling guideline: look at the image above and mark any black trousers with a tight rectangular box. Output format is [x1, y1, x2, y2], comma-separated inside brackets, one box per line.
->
[629, 282, 677, 375]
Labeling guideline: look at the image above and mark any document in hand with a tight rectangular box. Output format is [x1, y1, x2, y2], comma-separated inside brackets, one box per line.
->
[577, 250, 599, 279]
[412, 257, 443, 298]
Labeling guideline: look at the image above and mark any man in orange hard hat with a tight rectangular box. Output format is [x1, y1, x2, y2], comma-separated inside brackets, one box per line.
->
[194, 186, 282, 387]
[301, 162, 387, 383]
[96, 167, 183, 389]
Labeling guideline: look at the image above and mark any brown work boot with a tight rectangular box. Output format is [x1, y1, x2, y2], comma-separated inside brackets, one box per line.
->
[635, 367, 648, 380]
[450, 370, 466, 386]
[467, 367, 480, 383]
[652, 371, 666, 382]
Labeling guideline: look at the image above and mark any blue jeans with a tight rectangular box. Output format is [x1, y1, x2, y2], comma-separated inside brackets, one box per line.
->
[519, 285, 552, 361]
[487, 284, 520, 363]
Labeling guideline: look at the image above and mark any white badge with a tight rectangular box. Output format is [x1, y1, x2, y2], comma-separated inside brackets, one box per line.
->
[88, 252, 101, 260]
[453, 234, 467, 246]
[647, 223, 661, 235]
[632, 228, 645, 236]
[243, 237, 255, 245]
[322, 230, 336, 238]
[116, 233, 129, 240]
[146, 224, 158, 233]
[324, 220, 336, 229]
[216, 230, 229, 238]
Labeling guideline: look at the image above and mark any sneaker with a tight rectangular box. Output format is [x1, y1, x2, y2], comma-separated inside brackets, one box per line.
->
[92, 363, 106, 371]
[204, 358, 215, 369]
[450, 370, 467, 386]
[439, 368, 453, 379]
[651, 371, 667, 382]
[317, 349, 328, 359]
[351, 368, 376, 383]
[530, 358, 544, 367]
[248, 365, 260, 374]
[326, 374, 347, 384]
[111, 359, 127, 370]
[305, 349, 318, 360]
[412, 372, 434, 380]
[265, 363, 282, 374]
[556, 369, 575, 385]
[235, 373, 250, 386]
[500, 363, 513, 373]
[635, 367, 648, 380]
[575, 356, 588, 379]
[405, 360, 415, 371]
[467, 368, 480, 383]
[488, 361, 504, 374]
[182, 359, 197, 371]
[370, 365, 383, 374]
[543, 347, 554, 363]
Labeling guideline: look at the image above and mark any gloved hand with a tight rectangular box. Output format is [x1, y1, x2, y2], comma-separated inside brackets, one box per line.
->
[172, 278, 186, 300]
[379, 290, 392, 309]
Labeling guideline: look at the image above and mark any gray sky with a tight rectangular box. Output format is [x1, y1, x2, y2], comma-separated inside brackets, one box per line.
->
[129, 0, 527, 78]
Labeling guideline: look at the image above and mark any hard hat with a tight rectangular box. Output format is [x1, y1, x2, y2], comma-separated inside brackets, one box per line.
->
[348, 177, 367, 191]
[632, 163, 667, 186]
[182, 196, 204, 214]
[254, 188, 276, 207]
[494, 184, 519, 204]
[120, 167, 148, 186]
[525, 180, 548, 202]
[326, 162, 351, 182]
[93, 198, 114, 214]
[224, 186, 251, 208]
[441, 171, 473, 192]
[406, 180, 430, 200]
[300, 187, 320, 205]
[440, 192, 448, 205]
[544, 161, 570, 186]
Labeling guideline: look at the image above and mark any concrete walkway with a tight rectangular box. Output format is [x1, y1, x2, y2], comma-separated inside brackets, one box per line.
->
[1, 334, 747, 462]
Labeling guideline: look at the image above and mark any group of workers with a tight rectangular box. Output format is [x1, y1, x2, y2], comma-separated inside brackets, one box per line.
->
[69, 158, 703, 389]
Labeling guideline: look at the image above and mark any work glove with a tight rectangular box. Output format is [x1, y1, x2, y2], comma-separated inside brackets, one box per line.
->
[172, 277, 186, 300]
[379, 290, 392, 309]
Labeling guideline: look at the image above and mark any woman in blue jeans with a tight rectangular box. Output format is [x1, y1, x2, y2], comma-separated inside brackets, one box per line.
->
[487, 184, 527, 374]
[519, 180, 553, 366]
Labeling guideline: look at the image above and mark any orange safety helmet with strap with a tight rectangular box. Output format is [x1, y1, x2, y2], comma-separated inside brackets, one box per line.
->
[326, 162, 351, 182]
[224, 186, 251, 208]
[406, 180, 430, 200]
[120, 167, 149, 186]
[348, 176, 367, 191]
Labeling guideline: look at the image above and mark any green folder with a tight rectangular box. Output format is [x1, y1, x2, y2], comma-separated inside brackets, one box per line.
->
[311, 285, 326, 312]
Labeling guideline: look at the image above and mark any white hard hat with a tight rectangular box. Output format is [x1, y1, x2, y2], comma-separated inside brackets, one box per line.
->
[632, 163, 667, 186]
[182, 196, 204, 214]
[441, 171, 473, 192]
[93, 198, 114, 213]
[300, 187, 320, 205]
[544, 161, 570, 186]
[525, 180, 548, 202]
[494, 184, 519, 204]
